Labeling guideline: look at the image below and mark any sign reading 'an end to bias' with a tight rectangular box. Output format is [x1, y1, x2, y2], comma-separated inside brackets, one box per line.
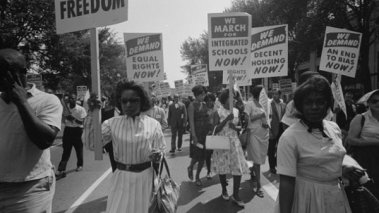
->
[320, 27, 362, 78]
[208, 13, 252, 85]
[124, 33, 164, 82]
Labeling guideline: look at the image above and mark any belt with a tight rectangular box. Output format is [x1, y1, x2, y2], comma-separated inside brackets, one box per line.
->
[116, 162, 151, 172]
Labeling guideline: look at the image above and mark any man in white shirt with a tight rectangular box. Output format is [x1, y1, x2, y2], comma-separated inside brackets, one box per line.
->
[0, 49, 63, 213]
[56, 93, 87, 177]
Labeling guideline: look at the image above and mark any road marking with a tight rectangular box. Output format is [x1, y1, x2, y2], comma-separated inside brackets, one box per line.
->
[64, 168, 112, 213]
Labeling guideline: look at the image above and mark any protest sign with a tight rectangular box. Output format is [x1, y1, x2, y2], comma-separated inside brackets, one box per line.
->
[124, 33, 164, 82]
[279, 78, 292, 94]
[183, 84, 193, 97]
[320, 27, 362, 78]
[26, 74, 43, 90]
[222, 70, 252, 86]
[174, 80, 184, 95]
[251, 24, 288, 79]
[331, 78, 347, 118]
[208, 13, 252, 84]
[191, 64, 209, 86]
[159, 82, 171, 97]
[76, 86, 88, 100]
[55, 0, 128, 34]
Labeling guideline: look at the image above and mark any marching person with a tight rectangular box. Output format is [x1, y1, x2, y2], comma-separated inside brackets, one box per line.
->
[168, 94, 187, 153]
[0, 49, 63, 212]
[56, 93, 87, 177]
[144, 95, 168, 130]
[98, 79, 166, 212]
[276, 75, 362, 213]
[268, 89, 286, 174]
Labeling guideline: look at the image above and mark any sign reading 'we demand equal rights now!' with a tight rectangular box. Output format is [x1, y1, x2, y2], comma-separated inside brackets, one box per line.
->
[320, 27, 362, 78]
[124, 33, 164, 83]
[208, 13, 252, 86]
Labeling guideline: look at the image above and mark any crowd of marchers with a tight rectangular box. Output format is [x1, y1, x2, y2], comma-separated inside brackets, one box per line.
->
[1, 48, 379, 213]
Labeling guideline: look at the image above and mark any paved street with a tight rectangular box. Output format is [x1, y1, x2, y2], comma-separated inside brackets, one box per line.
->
[51, 131, 279, 213]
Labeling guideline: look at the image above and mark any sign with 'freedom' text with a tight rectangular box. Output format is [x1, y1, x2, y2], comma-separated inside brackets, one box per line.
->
[124, 33, 164, 82]
[320, 27, 362, 78]
[55, 0, 128, 34]
[208, 13, 252, 84]
[251, 24, 288, 79]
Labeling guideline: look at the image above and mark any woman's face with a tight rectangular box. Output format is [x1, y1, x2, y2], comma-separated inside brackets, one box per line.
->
[301, 92, 328, 123]
[196, 91, 206, 101]
[206, 99, 214, 109]
[120, 89, 141, 117]
[368, 94, 379, 112]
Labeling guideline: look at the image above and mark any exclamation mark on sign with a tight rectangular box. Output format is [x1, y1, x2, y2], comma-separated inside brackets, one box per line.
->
[156, 69, 161, 77]
[348, 66, 353, 72]
[240, 56, 247, 65]
[278, 64, 284, 72]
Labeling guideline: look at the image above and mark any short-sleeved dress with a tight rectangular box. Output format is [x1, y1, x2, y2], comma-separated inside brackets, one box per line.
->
[101, 114, 166, 213]
[274, 120, 351, 213]
[190, 101, 210, 161]
[211, 106, 249, 176]
[244, 100, 269, 165]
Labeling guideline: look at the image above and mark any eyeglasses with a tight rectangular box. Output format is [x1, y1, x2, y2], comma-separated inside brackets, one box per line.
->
[369, 99, 379, 104]
[121, 97, 141, 104]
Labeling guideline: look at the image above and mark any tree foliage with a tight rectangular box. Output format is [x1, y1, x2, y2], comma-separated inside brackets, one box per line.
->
[0, 0, 126, 93]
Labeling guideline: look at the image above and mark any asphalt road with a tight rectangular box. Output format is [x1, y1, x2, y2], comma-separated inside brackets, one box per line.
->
[51, 131, 279, 213]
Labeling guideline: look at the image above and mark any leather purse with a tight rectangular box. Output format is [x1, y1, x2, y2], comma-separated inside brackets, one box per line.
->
[206, 127, 230, 150]
[149, 157, 180, 213]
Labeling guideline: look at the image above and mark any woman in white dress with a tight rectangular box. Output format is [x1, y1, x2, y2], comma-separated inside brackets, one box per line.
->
[101, 80, 166, 213]
[276, 75, 364, 213]
[212, 89, 249, 207]
[245, 85, 269, 198]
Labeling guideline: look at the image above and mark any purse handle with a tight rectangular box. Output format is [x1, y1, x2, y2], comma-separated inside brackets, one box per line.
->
[212, 126, 218, 135]
[152, 157, 171, 193]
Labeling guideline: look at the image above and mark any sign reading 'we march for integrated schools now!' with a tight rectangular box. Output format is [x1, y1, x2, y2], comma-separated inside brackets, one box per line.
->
[55, 0, 128, 34]
[124, 33, 164, 82]
[251, 24, 288, 79]
[208, 13, 252, 86]
[320, 27, 362, 78]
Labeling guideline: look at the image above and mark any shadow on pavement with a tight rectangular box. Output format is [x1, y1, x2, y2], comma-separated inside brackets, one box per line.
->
[55, 196, 107, 213]
[185, 195, 245, 213]
[178, 181, 207, 206]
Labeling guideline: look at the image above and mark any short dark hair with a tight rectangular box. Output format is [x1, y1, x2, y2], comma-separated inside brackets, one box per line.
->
[192, 85, 206, 97]
[115, 79, 152, 112]
[219, 89, 230, 105]
[293, 75, 333, 114]
[251, 85, 263, 99]
[204, 92, 216, 102]
[298, 71, 320, 85]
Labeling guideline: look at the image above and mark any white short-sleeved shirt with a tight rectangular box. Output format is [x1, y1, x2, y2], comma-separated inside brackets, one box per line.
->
[101, 114, 166, 164]
[65, 104, 87, 128]
[277, 120, 346, 181]
[0, 85, 63, 182]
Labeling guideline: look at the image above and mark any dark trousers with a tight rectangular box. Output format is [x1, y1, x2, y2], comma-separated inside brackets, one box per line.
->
[58, 127, 83, 172]
[171, 125, 184, 150]
[268, 138, 279, 170]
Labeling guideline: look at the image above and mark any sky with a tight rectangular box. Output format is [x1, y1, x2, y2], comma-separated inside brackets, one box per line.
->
[110, 0, 233, 87]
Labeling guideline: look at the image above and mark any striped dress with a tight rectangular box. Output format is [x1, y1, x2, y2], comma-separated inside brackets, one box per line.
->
[101, 114, 166, 213]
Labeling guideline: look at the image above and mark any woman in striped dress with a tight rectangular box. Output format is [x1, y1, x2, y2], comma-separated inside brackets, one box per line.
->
[101, 80, 166, 213]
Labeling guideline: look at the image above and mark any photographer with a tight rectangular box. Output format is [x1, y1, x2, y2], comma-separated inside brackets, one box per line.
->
[0, 48, 63, 212]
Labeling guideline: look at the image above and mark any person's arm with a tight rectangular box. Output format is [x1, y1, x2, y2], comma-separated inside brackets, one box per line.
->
[9, 84, 61, 150]
[188, 103, 198, 144]
[160, 108, 168, 130]
[215, 112, 233, 134]
[346, 114, 378, 146]
[279, 175, 296, 213]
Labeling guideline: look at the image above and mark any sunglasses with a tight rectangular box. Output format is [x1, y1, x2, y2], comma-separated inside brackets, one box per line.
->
[121, 97, 141, 104]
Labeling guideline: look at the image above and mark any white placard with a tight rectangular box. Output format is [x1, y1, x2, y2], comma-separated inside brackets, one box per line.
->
[55, 0, 128, 34]
[76, 85, 88, 100]
[251, 24, 288, 79]
[208, 13, 252, 84]
[191, 64, 209, 86]
[124, 33, 164, 82]
[320, 27, 362, 78]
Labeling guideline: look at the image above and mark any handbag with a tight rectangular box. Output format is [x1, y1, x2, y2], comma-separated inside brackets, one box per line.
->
[238, 130, 249, 149]
[345, 185, 379, 213]
[206, 127, 230, 150]
[149, 157, 180, 213]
